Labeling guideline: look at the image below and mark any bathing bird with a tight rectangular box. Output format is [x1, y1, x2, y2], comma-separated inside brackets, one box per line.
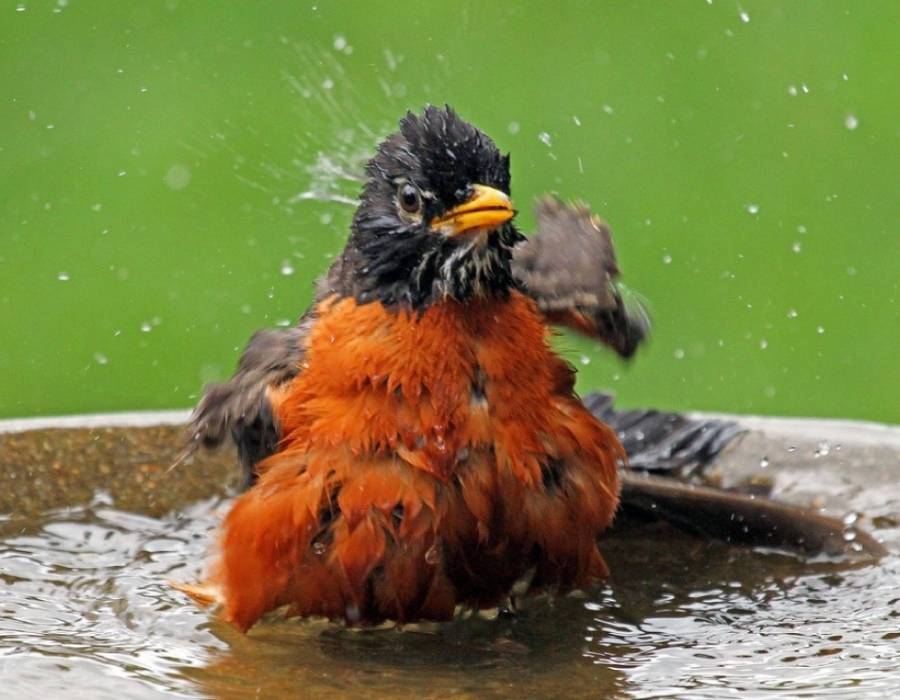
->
[176, 105, 651, 631]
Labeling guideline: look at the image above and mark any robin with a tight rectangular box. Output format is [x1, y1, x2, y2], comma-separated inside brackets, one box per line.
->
[174, 105, 653, 631]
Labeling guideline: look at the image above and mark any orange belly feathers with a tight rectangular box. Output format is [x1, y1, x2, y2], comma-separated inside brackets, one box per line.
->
[212, 291, 621, 630]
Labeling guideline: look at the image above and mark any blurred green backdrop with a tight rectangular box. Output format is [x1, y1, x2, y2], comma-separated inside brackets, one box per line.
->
[1, 0, 897, 422]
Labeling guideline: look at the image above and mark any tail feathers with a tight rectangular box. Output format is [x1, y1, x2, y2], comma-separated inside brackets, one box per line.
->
[583, 392, 744, 476]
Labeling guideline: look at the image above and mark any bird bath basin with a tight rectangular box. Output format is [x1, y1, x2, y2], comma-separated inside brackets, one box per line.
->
[1, 411, 898, 698]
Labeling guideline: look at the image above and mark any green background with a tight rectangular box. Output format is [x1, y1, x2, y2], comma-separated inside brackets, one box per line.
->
[2, 0, 898, 422]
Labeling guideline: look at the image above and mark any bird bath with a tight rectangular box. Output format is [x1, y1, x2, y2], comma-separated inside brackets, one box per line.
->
[2, 411, 897, 698]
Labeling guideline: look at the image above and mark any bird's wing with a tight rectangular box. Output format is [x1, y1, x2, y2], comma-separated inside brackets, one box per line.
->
[174, 315, 313, 487]
[513, 196, 650, 358]
[174, 257, 348, 485]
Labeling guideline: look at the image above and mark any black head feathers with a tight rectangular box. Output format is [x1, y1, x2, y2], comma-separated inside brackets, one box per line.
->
[338, 105, 523, 309]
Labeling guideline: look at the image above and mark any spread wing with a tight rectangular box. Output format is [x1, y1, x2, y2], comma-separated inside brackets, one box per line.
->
[175, 262, 347, 485]
[174, 316, 312, 487]
[513, 196, 650, 358]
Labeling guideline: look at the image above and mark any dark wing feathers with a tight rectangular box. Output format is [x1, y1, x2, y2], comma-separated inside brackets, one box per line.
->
[514, 196, 650, 358]
[583, 392, 744, 477]
[175, 314, 313, 486]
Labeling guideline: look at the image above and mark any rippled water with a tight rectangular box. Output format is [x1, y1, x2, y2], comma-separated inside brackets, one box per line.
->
[2, 455, 898, 699]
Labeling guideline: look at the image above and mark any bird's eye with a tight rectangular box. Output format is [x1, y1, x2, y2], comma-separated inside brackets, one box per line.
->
[397, 183, 422, 214]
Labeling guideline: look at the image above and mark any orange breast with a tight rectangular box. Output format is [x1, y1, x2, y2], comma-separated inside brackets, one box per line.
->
[213, 291, 623, 630]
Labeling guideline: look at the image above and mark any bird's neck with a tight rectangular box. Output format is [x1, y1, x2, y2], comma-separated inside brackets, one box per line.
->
[340, 226, 524, 310]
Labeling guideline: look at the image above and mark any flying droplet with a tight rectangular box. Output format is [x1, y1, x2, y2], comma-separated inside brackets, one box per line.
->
[787, 308, 798, 319]
[165, 164, 191, 191]
[844, 114, 859, 130]
[57, 271, 70, 282]
[93, 352, 109, 366]
[280, 261, 295, 276]
[745, 203, 759, 215]
[537, 132, 552, 147]
[739, 10, 750, 22]
[673, 348, 685, 360]
[332, 35, 347, 51]
[662, 254, 672, 264]
[507, 121, 520, 135]
[759, 456, 769, 468]
[817, 325, 825, 334]
[759, 339, 768, 350]
[140, 322, 152, 333]
[792, 241, 802, 253]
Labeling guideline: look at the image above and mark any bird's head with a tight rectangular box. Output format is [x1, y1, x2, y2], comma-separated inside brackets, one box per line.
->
[344, 105, 524, 308]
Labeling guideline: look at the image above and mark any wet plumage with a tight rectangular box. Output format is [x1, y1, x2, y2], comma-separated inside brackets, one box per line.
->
[178, 106, 647, 630]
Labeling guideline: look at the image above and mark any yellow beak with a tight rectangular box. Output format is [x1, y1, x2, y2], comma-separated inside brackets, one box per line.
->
[430, 184, 515, 236]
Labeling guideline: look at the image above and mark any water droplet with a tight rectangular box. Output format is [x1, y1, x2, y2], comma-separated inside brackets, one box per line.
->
[662, 254, 672, 265]
[165, 164, 191, 191]
[117, 170, 127, 177]
[572, 115, 581, 126]
[792, 241, 802, 253]
[817, 325, 825, 334]
[57, 271, 70, 282]
[140, 322, 152, 333]
[844, 114, 858, 130]
[537, 132, 552, 147]
[602, 104, 614, 115]
[786, 445, 796, 453]
[312, 542, 326, 556]
[507, 121, 520, 135]
[280, 261, 295, 276]
[93, 352, 108, 366]
[321, 78, 334, 90]
[843, 530, 857, 542]
[815, 440, 832, 458]
[759, 456, 769, 468]
[91, 203, 102, 212]
[673, 348, 685, 360]
[739, 10, 750, 22]
[425, 543, 439, 565]
[345, 603, 360, 623]
[746, 203, 759, 215]
[759, 338, 768, 350]
[275, 319, 291, 327]
[787, 308, 798, 319]
[579, 354, 590, 366]
[16, 4, 26, 11]
[787, 85, 798, 97]
[332, 35, 347, 51]
[797, 224, 807, 234]
[842, 512, 858, 527]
